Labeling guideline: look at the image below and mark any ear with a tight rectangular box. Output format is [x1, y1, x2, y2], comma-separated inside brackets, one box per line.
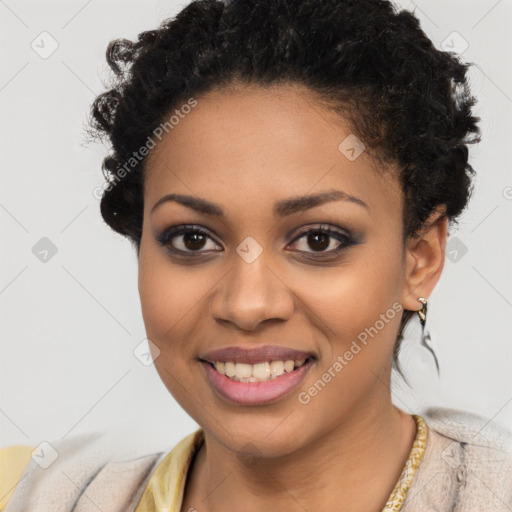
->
[401, 205, 449, 312]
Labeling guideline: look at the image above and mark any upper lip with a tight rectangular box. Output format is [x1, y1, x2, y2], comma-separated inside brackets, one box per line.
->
[199, 345, 315, 364]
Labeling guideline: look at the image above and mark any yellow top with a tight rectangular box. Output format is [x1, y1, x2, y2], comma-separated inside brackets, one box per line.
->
[0, 415, 427, 512]
[0, 444, 35, 509]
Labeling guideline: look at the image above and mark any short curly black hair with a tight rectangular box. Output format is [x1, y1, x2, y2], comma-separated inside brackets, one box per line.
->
[89, 0, 481, 375]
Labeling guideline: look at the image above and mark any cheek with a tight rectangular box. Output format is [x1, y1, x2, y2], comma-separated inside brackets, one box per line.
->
[137, 248, 207, 412]
[290, 250, 404, 427]
[137, 246, 203, 359]
[289, 239, 404, 358]
[300, 251, 402, 322]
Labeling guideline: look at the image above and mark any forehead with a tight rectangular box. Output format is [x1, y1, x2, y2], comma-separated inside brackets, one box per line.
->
[143, 83, 401, 218]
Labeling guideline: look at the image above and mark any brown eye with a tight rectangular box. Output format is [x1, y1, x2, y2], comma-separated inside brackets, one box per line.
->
[305, 231, 330, 252]
[288, 224, 356, 255]
[182, 232, 207, 251]
[157, 225, 222, 253]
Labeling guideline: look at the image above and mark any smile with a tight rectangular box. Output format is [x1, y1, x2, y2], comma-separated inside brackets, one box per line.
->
[208, 358, 309, 382]
[200, 356, 315, 406]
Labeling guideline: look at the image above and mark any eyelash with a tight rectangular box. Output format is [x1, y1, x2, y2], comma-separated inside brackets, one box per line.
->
[156, 223, 358, 259]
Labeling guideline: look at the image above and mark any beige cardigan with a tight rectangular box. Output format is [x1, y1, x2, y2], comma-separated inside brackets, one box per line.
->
[4, 406, 512, 511]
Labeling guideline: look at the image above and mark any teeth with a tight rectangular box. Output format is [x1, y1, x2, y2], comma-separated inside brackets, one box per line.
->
[212, 358, 309, 382]
[253, 362, 270, 379]
[284, 360, 294, 373]
[270, 360, 284, 376]
[235, 362, 252, 378]
[224, 362, 236, 377]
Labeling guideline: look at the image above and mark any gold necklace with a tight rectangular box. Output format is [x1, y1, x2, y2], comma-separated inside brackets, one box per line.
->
[381, 414, 428, 511]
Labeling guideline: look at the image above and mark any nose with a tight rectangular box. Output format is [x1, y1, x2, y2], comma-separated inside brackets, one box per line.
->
[209, 251, 295, 331]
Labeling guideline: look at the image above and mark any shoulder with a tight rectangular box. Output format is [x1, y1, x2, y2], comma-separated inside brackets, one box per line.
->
[422, 405, 512, 475]
[404, 406, 512, 511]
[422, 405, 512, 452]
[0, 429, 168, 512]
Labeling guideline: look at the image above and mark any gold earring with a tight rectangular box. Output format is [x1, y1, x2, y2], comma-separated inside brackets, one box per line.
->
[416, 296, 440, 375]
[417, 296, 428, 325]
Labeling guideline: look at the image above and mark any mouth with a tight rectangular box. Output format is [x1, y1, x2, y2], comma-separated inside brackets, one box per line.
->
[199, 355, 316, 406]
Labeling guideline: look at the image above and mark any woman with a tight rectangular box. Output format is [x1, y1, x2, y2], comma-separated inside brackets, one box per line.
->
[2, 0, 511, 510]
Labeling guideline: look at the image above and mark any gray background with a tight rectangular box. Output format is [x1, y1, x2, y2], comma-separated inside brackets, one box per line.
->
[1, 0, 511, 450]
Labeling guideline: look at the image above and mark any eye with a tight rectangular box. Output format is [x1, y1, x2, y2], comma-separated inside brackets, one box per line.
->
[287, 224, 356, 255]
[156, 223, 358, 258]
[156, 224, 222, 254]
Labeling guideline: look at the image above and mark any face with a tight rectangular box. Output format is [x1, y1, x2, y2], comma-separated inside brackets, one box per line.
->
[138, 82, 420, 457]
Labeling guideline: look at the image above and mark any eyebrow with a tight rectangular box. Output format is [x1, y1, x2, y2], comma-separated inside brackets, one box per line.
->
[150, 189, 369, 217]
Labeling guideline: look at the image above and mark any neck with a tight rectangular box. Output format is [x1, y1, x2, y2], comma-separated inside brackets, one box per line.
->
[183, 398, 417, 512]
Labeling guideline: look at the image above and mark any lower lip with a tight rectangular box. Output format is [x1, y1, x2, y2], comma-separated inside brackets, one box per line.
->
[201, 359, 314, 406]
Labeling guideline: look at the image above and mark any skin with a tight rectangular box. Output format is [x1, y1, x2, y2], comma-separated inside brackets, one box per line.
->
[137, 82, 448, 512]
